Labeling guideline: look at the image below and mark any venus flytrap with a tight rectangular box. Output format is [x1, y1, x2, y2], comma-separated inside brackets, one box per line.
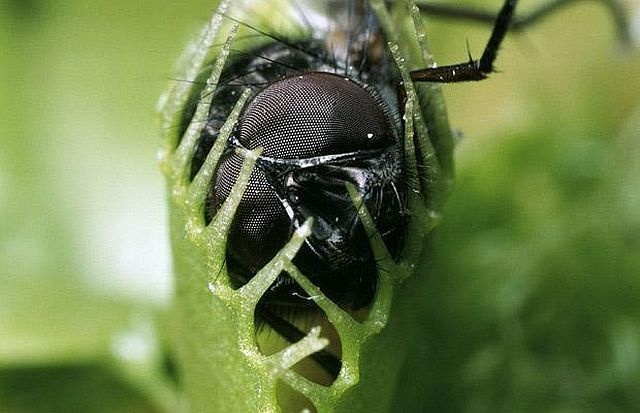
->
[160, 1, 454, 411]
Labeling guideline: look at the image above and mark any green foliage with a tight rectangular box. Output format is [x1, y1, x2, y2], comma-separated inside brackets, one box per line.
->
[2, 0, 639, 412]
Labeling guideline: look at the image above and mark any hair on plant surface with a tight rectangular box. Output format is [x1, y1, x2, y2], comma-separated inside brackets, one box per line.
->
[158, 0, 633, 411]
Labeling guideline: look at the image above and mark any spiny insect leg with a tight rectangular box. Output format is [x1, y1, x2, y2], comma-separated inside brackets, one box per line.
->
[410, 0, 518, 83]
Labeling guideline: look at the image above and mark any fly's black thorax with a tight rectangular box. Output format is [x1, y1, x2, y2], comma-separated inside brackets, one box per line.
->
[184, 5, 407, 311]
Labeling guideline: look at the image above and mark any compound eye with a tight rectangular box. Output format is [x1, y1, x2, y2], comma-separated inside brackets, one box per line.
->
[236, 72, 393, 156]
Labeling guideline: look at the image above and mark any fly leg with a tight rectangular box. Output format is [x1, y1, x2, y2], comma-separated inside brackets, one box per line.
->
[410, 0, 518, 83]
[410, 0, 631, 83]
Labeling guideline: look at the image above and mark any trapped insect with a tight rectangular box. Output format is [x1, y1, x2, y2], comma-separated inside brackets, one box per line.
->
[182, 0, 509, 305]
[181, 1, 407, 315]
[176, 0, 629, 378]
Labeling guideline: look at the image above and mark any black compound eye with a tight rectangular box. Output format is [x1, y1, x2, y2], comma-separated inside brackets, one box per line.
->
[207, 70, 405, 311]
[236, 72, 393, 156]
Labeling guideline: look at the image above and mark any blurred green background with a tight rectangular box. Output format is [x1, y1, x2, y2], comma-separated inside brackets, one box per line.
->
[1, 0, 639, 411]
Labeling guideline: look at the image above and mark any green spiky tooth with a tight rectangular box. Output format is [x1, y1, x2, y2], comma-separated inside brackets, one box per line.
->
[204, 147, 261, 253]
[187, 88, 252, 216]
[406, 0, 435, 67]
[237, 218, 313, 308]
[346, 184, 399, 278]
[387, 41, 441, 203]
[283, 263, 361, 337]
[402, 96, 420, 191]
[268, 326, 329, 373]
[158, 0, 231, 150]
[170, 24, 239, 191]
